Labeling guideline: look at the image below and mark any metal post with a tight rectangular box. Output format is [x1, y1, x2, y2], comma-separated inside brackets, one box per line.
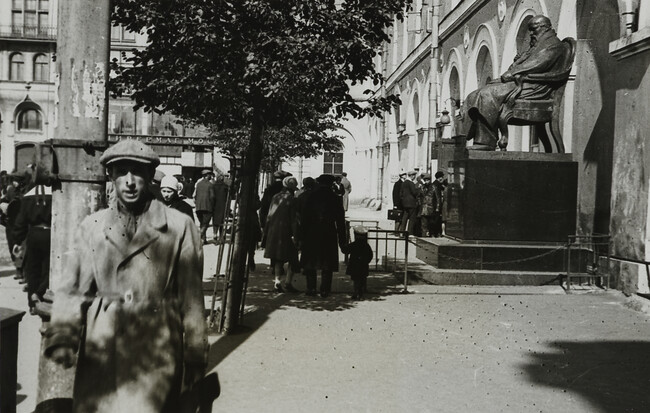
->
[39, 0, 111, 408]
[402, 233, 409, 293]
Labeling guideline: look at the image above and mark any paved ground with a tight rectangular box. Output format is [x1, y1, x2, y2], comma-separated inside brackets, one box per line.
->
[2, 205, 650, 412]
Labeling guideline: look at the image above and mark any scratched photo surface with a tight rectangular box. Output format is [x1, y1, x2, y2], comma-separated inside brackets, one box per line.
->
[2, 1, 650, 412]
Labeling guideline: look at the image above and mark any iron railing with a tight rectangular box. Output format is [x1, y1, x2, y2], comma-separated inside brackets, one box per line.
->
[0, 25, 56, 40]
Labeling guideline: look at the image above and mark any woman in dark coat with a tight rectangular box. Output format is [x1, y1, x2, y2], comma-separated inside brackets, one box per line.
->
[263, 176, 300, 292]
[298, 174, 347, 297]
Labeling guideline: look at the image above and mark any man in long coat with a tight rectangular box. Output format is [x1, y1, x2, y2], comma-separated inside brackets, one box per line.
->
[194, 169, 215, 243]
[298, 174, 347, 297]
[44, 140, 207, 413]
[463, 15, 567, 149]
[340, 172, 352, 211]
[399, 170, 420, 235]
[212, 174, 230, 242]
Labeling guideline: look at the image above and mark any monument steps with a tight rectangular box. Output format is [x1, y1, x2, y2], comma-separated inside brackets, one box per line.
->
[411, 236, 571, 286]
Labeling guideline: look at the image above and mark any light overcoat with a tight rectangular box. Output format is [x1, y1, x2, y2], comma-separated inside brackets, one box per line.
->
[45, 200, 207, 413]
[263, 189, 298, 263]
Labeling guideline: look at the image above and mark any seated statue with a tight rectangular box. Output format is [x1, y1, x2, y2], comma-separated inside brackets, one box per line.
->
[462, 15, 570, 150]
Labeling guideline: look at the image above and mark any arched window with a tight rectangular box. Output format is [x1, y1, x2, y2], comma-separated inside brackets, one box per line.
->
[17, 109, 42, 131]
[10, 53, 24, 81]
[34, 54, 49, 82]
[476, 46, 493, 87]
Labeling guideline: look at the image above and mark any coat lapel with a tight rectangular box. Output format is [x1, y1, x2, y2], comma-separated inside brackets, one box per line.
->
[104, 200, 168, 265]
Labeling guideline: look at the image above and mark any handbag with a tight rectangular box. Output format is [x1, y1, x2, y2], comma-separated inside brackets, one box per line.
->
[387, 209, 403, 221]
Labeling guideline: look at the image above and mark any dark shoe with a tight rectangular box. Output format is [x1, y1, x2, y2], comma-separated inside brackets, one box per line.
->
[320, 292, 329, 298]
[305, 290, 317, 297]
[351, 294, 359, 300]
[273, 282, 284, 293]
[18, 278, 27, 284]
[22, 285, 28, 292]
[284, 283, 299, 293]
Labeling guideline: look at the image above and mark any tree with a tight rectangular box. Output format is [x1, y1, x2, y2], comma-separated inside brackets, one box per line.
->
[112, 0, 410, 332]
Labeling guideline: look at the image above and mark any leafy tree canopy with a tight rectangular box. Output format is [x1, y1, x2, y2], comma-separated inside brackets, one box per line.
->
[111, 0, 408, 133]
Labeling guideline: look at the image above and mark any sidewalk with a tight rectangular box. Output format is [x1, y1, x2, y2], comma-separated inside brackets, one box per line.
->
[2, 204, 650, 412]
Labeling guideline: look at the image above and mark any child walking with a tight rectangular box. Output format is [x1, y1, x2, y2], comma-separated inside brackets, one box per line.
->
[344, 226, 373, 299]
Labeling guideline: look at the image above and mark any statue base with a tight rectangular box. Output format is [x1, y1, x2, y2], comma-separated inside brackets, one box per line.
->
[445, 150, 577, 242]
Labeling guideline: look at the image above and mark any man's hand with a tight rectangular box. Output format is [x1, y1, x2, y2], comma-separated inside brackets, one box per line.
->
[50, 347, 76, 368]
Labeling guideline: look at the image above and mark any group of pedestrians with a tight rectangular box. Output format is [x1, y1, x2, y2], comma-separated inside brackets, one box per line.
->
[392, 169, 447, 237]
[194, 168, 232, 244]
[0, 167, 52, 315]
[261, 171, 369, 298]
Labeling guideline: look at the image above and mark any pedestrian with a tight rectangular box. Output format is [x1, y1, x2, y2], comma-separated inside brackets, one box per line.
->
[298, 174, 348, 298]
[391, 170, 406, 231]
[333, 175, 346, 208]
[151, 169, 165, 201]
[212, 174, 230, 243]
[44, 139, 207, 413]
[399, 170, 420, 235]
[342, 226, 373, 300]
[263, 176, 300, 293]
[182, 176, 195, 199]
[341, 172, 352, 211]
[432, 171, 446, 237]
[194, 168, 215, 243]
[160, 175, 194, 220]
[259, 171, 288, 231]
[416, 173, 440, 237]
[12, 181, 52, 314]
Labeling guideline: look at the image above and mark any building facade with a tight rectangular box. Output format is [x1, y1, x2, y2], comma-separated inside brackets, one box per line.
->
[0, 0, 218, 180]
[341, 0, 650, 293]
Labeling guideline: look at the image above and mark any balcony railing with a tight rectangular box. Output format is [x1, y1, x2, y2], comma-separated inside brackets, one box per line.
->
[0, 25, 56, 41]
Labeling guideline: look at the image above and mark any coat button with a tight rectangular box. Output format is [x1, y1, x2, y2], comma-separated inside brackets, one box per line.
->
[124, 290, 133, 304]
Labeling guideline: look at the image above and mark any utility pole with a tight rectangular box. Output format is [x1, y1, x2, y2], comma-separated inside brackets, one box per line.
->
[427, 1, 440, 175]
[37, 1, 111, 409]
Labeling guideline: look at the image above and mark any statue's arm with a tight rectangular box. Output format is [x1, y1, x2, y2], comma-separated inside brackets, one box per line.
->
[501, 46, 562, 82]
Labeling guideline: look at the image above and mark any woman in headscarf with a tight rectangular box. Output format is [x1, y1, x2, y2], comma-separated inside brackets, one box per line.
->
[263, 176, 300, 292]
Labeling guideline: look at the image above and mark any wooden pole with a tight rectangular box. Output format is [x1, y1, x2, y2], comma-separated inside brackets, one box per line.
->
[36, 1, 111, 409]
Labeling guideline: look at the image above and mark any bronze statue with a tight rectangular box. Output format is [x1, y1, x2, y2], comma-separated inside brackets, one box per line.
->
[462, 15, 570, 150]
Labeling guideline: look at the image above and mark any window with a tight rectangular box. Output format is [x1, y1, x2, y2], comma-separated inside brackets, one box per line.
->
[323, 152, 344, 175]
[111, 24, 136, 43]
[10, 53, 24, 81]
[17, 109, 42, 131]
[12, 0, 49, 36]
[108, 104, 136, 134]
[34, 54, 49, 82]
[476, 46, 493, 87]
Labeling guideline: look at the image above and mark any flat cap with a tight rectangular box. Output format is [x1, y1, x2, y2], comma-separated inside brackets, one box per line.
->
[421, 173, 431, 180]
[202, 169, 213, 175]
[408, 170, 417, 176]
[100, 140, 160, 167]
[398, 169, 407, 176]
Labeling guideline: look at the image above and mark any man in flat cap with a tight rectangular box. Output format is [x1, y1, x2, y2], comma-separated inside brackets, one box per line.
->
[399, 170, 420, 235]
[194, 168, 215, 243]
[44, 139, 207, 413]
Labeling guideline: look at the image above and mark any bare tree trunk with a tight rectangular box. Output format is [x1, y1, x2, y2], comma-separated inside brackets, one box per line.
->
[223, 110, 264, 333]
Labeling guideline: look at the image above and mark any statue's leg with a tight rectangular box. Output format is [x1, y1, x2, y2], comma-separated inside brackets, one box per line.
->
[467, 114, 498, 150]
[497, 108, 512, 151]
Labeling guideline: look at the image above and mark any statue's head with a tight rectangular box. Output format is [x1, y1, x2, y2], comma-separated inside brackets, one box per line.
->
[528, 15, 552, 36]
[527, 15, 553, 45]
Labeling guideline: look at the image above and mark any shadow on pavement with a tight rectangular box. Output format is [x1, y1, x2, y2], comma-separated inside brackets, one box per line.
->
[206, 265, 404, 372]
[521, 340, 650, 412]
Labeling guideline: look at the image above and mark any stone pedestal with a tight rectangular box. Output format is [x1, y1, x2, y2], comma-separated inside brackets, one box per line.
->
[446, 151, 578, 242]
